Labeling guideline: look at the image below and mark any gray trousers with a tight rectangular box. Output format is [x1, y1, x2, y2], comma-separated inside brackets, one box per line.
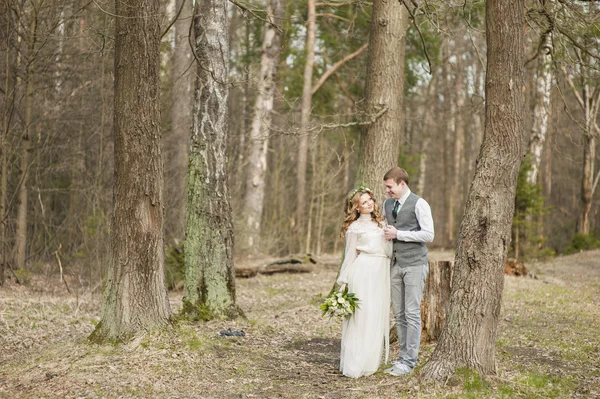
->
[390, 262, 428, 369]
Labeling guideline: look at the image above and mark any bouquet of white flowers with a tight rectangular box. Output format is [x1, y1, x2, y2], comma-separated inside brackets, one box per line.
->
[320, 286, 360, 320]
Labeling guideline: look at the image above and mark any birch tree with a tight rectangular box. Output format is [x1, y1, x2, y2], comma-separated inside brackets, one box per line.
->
[527, 29, 553, 185]
[421, 0, 526, 380]
[242, 0, 284, 253]
[182, 0, 240, 320]
[294, 0, 316, 249]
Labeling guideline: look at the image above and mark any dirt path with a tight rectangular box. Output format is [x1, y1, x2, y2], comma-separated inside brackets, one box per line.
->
[1, 251, 599, 398]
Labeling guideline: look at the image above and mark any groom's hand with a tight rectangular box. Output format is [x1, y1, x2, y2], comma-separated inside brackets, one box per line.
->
[384, 225, 397, 241]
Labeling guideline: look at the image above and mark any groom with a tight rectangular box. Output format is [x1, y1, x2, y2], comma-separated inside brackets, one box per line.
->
[382, 167, 434, 376]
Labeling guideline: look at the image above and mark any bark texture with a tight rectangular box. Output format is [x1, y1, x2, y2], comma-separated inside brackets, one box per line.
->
[90, 0, 171, 342]
[355, 0, 408, 201]
[242, 0, 284, 252]
[421, 0, 525, 380]
[421, 260, 454, 343]
[182, 0, 240, 320]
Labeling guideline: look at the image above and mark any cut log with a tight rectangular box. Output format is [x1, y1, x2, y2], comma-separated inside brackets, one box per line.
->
[235, 268, 259, 278]
[234, 255, 317, 278]
[505, 258, 527, 276]
[260, 263, 314, 275]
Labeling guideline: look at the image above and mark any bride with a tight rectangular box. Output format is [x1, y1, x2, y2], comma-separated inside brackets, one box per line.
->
[336, 187, 392, 378]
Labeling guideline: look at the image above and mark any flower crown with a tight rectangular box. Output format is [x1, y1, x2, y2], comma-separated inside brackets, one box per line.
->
[348, 185, 372, 203]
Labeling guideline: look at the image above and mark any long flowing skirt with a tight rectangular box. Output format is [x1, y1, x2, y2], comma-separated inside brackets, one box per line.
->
[340, 253, 390, 378]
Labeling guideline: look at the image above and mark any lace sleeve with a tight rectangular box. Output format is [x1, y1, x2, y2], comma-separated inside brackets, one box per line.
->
[336, 228, 359, 285]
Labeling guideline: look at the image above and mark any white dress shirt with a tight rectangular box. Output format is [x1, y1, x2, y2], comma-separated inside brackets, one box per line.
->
[383, 189, 435, 243]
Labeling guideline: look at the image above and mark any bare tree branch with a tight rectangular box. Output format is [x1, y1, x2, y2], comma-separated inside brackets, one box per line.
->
[229, 0, 283, 33]
[316, 1, 372, 7]
[161, 0, 187, 39]
[399, 0, 433, 74]
[315, 13, 353, 24]
[559, 64, 585, 111]
[335, 72, 355, 104]
[311, 43, 368, 95]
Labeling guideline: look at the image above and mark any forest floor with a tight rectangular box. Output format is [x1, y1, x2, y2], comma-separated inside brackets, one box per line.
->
[1, 250, 599, 399]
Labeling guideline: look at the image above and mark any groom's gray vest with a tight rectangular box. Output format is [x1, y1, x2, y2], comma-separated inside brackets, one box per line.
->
[384, 193, 428, 268]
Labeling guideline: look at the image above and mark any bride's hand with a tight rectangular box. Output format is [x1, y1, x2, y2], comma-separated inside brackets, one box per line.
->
[339, 283, 347, 292]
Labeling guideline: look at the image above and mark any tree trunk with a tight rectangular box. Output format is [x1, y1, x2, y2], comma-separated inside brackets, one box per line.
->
[442, 44, 455, 247]
[182, 0, 240, 320]
[560, 42, 600, 235]
[527, 31, 553, 185]
[242, 0, 284, 253]
[305, 140, 318, 254]
[165, 0, 193, 240]
[421, 0, 525, 380]
[421, 260, 454, 343]
[578, 129, 595, 235]
[14, 10, 38, 272]
[90, 0, 171, 342]
[576, 53, 600, 235]
[1, 4, 15, 285]
[355, 0, 408, 201]
[295, 0, 316, 250]
[416, 73, 437, 196]
[449, 57, 465, 245]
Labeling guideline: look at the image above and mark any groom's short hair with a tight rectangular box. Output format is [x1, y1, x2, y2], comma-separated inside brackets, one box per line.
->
[384, 167, 409, 185]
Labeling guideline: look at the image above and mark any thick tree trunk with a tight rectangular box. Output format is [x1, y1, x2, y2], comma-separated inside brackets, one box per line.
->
[527, 32, 553, 185]
[295, 0, 316, 249]
[421, 0, 525, 380]
[355, 0, 408, 200]
[182, 0, 240, 320]
[90, 0, 171, 342]
[242, 0, 284, 253]
[14, 12, 37, 272]
[165, 0, 193, 240]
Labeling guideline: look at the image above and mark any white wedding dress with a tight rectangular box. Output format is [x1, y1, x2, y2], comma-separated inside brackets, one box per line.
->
[336, 214, 392, 378]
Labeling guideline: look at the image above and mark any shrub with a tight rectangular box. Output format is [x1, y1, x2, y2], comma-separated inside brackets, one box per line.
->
[165, 240, 185, 290]
[564, 232, 600, 255]
[15, 268, 32, 285]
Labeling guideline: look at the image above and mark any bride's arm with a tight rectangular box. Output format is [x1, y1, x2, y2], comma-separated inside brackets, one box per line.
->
[336, 229, 359, 286]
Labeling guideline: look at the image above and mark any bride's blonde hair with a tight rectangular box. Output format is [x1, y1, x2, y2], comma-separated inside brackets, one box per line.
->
[340, 187, 384, 238]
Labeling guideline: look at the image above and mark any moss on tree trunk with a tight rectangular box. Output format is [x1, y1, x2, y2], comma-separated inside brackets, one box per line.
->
[182, 0, 241, 321]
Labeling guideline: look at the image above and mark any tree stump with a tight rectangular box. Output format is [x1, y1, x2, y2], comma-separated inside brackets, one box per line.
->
[390, 260, 454, 344]
[420, 260, 454, 343]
